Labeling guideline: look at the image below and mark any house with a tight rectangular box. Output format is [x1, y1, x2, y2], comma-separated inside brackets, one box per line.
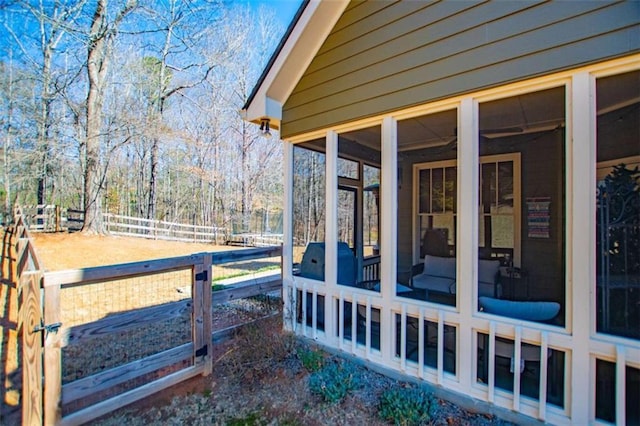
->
[242, 1, 640, 424]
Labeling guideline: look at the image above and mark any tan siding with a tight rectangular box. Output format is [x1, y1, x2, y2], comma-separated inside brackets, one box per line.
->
[327, 0, 394, 35]
[300, 1, 481, 88]
[286, 26, 637, 135]
[282, 1, 640, 138]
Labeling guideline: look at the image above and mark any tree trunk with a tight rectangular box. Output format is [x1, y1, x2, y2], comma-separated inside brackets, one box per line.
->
[82, 0, 107, 233]
[147, 138, 158, 220]
[82, 0, 137, 233]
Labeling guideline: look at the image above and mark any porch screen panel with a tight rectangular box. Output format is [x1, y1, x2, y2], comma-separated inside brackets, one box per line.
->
[337, 126, 382, 290]
[400, 108, 457, 305]
[595, 359, 640, 424]
[363, 164, 380, 258]
[293, 139, 326, 275]
[476, 333, 565, 408]
[478, 87, 566, 325]
[595, 70, 640, 341]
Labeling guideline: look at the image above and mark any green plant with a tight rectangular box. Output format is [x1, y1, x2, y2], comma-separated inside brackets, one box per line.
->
[226, 411, 266, 426]
[212, 265, 280, 283]
[298, 347, 324, 372]
[308, 360, 361, 403]
[378, 386, 435, 426]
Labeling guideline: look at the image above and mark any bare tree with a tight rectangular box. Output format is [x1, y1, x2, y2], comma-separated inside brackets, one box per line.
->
[2, 1, 288, 235]
[217, 4, 283, 233]
[2, 0, 87, 207]
[83, 0, 136, 233]
[131, 0, 222, 222]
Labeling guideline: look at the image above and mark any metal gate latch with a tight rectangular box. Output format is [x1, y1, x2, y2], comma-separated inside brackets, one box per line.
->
[33, 321, 62, 334]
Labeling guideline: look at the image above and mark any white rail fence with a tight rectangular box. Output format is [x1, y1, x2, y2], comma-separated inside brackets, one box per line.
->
[17, 206, 283, 247]
[103, 213, 227, 245]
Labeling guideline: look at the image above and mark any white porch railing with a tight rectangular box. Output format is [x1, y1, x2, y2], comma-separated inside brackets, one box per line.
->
[285, 277, 640, 425]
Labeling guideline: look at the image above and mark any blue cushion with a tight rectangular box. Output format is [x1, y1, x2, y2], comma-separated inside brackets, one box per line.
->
[479, 297, 560, 321]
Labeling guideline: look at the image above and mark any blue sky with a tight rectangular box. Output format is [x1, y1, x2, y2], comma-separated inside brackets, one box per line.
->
[246, 0, 303, 29]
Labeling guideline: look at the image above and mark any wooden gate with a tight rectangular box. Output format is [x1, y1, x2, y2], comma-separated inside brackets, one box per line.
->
[20, 271, 45, 425]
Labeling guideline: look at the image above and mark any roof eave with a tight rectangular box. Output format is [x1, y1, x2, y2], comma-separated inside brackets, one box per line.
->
[241, 0, 349, 132]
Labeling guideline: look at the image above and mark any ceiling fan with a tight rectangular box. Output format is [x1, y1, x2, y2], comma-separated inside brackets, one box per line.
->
[436, 126, 524, 152]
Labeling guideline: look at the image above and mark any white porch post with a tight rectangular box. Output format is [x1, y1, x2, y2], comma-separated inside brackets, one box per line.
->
[457, 97, 479, 390]
[282, 141, 294, 332]
[326, 130, 339, 341]
[570, 72, 596, 425]
[380, 116, 398, 363]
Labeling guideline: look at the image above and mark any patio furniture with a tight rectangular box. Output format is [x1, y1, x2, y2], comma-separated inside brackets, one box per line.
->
[298, 241, 356, 285]
[411, 255, 502, 298]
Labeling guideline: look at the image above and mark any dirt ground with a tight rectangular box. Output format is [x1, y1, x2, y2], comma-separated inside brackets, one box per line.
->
[30, 232, 239, 270]
[3, 232, 521, 426]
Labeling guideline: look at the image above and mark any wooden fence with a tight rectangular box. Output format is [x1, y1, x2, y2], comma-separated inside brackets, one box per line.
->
[10, 206, 283, 425]
[12, 207, 45, 425]
[103, 213, 228, 245]
[18, 206, 285, 247]
[19, 206, 228, 245]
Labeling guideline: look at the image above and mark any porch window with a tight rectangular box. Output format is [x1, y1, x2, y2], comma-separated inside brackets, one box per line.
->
[413, 154, 518, 306]
[414, 155, 520, 261]
[363, 164, 380, 259]
[417, 161, 457, 258]
[479, 157, 518, 262]
[595, 70, 640, 341]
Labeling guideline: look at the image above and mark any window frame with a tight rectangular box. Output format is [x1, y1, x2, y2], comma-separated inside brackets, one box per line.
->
[413, 153, 521, 265]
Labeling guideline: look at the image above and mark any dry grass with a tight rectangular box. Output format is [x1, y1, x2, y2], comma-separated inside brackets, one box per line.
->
[91, 313, 516, 426]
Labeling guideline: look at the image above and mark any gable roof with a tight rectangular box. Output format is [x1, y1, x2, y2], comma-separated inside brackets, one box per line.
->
[241, 0, 348, 131]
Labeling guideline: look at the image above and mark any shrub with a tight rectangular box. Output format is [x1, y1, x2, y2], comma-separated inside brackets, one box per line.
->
[378, 386, 435, 426]
[308, 360, 361, 403]
[298, 347, 325, 372]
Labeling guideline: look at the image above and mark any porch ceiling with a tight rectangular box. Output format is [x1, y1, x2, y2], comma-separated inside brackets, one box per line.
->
[336, 72, 639, 154]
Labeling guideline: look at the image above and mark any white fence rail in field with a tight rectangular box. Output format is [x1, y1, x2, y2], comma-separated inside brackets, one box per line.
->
[19, 206, 229, 245]
[18, 206, 285, 247]
[103, 213, 227, 245]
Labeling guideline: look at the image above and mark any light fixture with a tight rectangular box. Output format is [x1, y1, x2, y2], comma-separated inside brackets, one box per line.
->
[259, 118, 272, 138]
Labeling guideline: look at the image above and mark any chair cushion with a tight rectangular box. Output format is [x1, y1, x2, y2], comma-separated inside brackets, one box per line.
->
[412, 274, 455, 293]
[423, 255, 456, 279]
[479, 297, 560, 321]
[478, 259, 500, 285]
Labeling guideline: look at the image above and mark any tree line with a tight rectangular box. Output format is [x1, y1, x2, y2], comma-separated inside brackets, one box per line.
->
[1, 0, 285, 234]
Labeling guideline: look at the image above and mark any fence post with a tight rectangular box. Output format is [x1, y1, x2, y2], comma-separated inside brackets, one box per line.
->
[43, 281, 62, 426]
[192, 253, 213, 376]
